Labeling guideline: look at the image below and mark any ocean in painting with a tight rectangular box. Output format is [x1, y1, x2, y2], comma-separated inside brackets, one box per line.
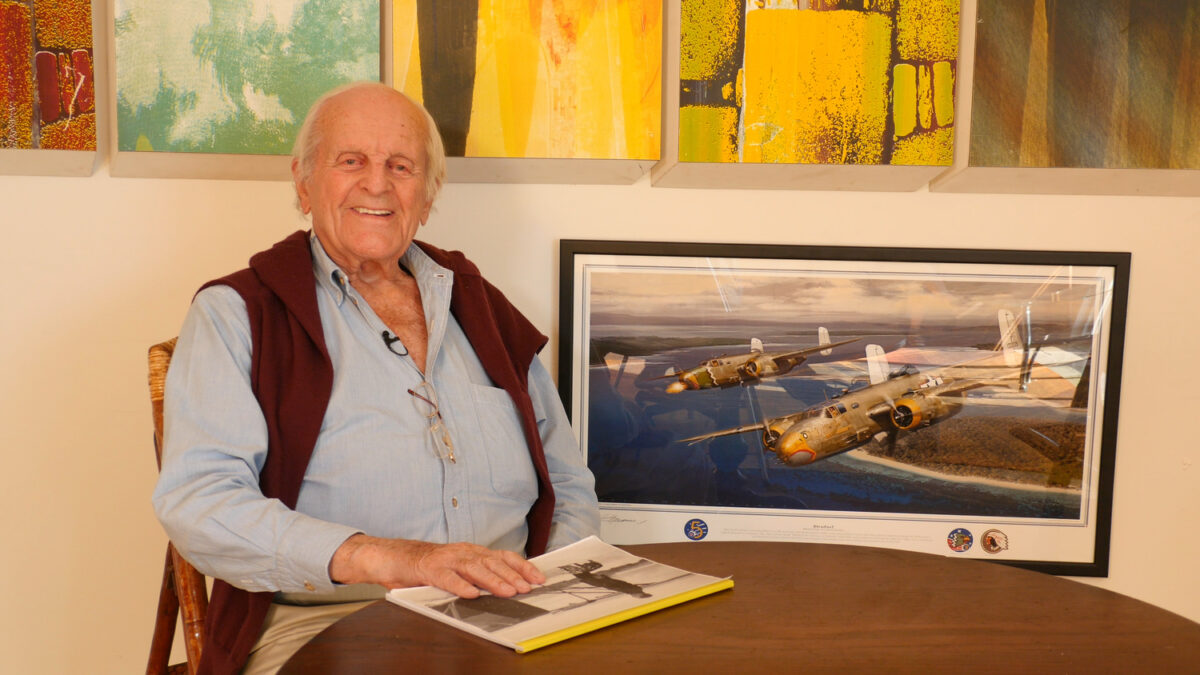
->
[585, 327, 1088, 521]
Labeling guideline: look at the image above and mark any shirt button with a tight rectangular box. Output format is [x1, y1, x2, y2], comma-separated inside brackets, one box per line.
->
[304, 581, 316, 591]
[451, 498, 459, 508]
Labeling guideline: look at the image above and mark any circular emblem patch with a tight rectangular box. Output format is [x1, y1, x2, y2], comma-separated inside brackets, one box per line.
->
[684, 518, 709, 541]
[947, 528, 973, 552]
[982, 529, 1009, 554]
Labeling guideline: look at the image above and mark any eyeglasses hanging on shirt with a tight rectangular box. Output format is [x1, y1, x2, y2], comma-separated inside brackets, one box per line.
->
[408, 382, 456, 463]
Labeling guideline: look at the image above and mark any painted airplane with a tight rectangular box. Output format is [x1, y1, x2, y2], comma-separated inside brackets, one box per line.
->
[679, 311, 1025, 466]
[655, 327, 859, 394]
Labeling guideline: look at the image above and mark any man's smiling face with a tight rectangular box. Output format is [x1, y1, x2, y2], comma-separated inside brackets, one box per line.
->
[294, 86, 433, 272]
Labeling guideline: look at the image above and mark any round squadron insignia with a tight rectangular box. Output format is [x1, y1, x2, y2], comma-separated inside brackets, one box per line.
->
[947, 528, 973, 552]
[684, 518, 709, 541]
[981, 529, 1009, 554]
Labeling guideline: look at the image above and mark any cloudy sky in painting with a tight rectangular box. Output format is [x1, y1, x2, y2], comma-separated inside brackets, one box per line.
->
[586, 264, 1103, 331]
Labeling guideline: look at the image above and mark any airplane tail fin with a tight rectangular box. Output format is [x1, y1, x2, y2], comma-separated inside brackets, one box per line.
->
[998, 309, 1023, 367]
[819, 327, 832, 356]
[866, 344, 889, 385]
[750, 337, 764, 353]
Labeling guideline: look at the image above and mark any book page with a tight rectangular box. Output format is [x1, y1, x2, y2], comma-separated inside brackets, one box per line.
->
[386, 536, 732, 651]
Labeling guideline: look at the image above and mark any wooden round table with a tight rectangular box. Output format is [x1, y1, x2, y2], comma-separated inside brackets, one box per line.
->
[280, 541, 1200, 673]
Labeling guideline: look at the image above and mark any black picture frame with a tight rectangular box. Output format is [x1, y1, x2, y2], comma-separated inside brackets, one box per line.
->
[559, 239, 1129, 576]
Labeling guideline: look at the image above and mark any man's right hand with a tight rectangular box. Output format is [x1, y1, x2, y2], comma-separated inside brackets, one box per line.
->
[328, 534, 546, 598]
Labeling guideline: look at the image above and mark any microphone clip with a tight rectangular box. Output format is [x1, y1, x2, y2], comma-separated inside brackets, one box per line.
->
[381, 330, 408, 356]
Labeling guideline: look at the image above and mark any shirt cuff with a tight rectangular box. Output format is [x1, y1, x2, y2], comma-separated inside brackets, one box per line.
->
[274, 515, 363, 594]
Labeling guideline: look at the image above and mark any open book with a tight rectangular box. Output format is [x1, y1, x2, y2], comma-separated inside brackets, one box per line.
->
[385, 536, 733, 653]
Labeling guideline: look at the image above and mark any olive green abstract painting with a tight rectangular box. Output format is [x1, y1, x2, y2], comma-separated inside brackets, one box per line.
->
[115, 0, 380, 155]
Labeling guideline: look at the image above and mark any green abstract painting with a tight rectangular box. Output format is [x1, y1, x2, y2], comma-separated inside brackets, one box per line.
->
[115, 0, 379, 154]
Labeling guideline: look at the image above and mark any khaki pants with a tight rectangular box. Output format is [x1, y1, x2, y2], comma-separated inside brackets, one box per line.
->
[241, 600, 376, 675]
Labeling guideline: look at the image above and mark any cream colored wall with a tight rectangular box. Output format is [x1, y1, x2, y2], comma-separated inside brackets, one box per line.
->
[0, 164, 1197, 672]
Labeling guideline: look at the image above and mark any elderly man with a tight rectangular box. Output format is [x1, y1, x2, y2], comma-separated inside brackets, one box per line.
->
[153, 82, 599, 674]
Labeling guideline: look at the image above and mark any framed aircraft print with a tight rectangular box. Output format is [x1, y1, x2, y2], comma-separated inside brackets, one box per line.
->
[559, 240, 1129, 576]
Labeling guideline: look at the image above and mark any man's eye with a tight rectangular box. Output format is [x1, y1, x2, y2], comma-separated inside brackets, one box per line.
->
[390, 163, 413, 174]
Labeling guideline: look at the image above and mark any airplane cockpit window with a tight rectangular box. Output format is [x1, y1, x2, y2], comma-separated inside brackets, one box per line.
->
[888, 364, 919, 379]
[845, 379, 870, 394]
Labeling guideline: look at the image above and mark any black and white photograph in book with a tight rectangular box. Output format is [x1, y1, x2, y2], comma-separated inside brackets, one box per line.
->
[430, 550, 679, 633]
[559, 240, 1129, 575]
[386, 536, 732, 652]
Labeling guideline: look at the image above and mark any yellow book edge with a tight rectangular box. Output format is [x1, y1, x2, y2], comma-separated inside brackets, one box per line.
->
[513, 577, 735, 653]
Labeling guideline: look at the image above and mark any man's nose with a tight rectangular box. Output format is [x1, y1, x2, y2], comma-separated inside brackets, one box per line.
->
[360, 163, 389, 193]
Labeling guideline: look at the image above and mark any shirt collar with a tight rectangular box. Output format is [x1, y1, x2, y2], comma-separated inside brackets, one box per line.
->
[309, 233, 452, 307]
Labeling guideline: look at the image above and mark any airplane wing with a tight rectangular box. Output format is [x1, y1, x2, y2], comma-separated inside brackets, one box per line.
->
[916, 365, 1026, 397]
[770, 337, 860, 363]
[919, 379, 1000, 398]
[679, 422, 766, 445]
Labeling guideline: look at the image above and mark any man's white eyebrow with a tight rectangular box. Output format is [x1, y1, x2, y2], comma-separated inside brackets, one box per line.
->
[329, 150, 412, 160]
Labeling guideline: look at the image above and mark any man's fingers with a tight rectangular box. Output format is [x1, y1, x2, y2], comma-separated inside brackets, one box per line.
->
[480, 557, 531, 595]
[432, 569, 483, 599]
[449, 557, 524, 597]
[416, 543, 545, 598]
[498, 550, 546, 585]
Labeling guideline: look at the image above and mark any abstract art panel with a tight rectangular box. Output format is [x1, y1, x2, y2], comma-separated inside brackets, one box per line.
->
[115, 0, 379, 155]
[0, 0, 96, 151]
[679, 0, 958, 166]
[392, 0, 661, 160]
[970, 0, 1200, 170]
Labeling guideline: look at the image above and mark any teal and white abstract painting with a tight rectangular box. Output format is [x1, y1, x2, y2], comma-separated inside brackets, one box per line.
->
[115, 0, 379, 154]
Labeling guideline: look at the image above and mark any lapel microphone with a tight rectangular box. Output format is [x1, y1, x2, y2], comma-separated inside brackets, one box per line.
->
[381, 330, 408, 356]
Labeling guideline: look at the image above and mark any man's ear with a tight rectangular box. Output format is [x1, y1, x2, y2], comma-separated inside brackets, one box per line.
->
[291, 157, 311, 214]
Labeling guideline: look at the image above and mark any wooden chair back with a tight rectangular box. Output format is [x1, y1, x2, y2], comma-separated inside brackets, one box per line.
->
[146, 338, 209, 675]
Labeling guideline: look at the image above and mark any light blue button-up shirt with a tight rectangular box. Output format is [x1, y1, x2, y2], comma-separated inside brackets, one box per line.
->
[152, 236, 598, 599]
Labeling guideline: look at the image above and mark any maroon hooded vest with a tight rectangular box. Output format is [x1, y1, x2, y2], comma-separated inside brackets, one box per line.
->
[193, 230, 555, 674]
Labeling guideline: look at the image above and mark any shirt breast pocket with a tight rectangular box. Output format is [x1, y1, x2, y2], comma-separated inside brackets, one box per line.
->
[470, 384, 538, 502]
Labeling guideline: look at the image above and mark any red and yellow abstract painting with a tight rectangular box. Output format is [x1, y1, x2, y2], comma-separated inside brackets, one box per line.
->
[1, 0, 96, 150]
[680, 0, 957, 166]
[393, 0, 661, 160]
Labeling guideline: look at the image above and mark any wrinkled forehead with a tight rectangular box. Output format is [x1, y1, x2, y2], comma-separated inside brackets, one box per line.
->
[316, 90, 428, 160]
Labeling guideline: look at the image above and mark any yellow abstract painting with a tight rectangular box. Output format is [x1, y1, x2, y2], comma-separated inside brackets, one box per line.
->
[680, 0, 957, 166]
[393, 0, 660, 160]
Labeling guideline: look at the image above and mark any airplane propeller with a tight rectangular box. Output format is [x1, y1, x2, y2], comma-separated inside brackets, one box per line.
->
[867, 393, 907, 456]
[891, 404, 916, 428]
[742, 385, 774, 480]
